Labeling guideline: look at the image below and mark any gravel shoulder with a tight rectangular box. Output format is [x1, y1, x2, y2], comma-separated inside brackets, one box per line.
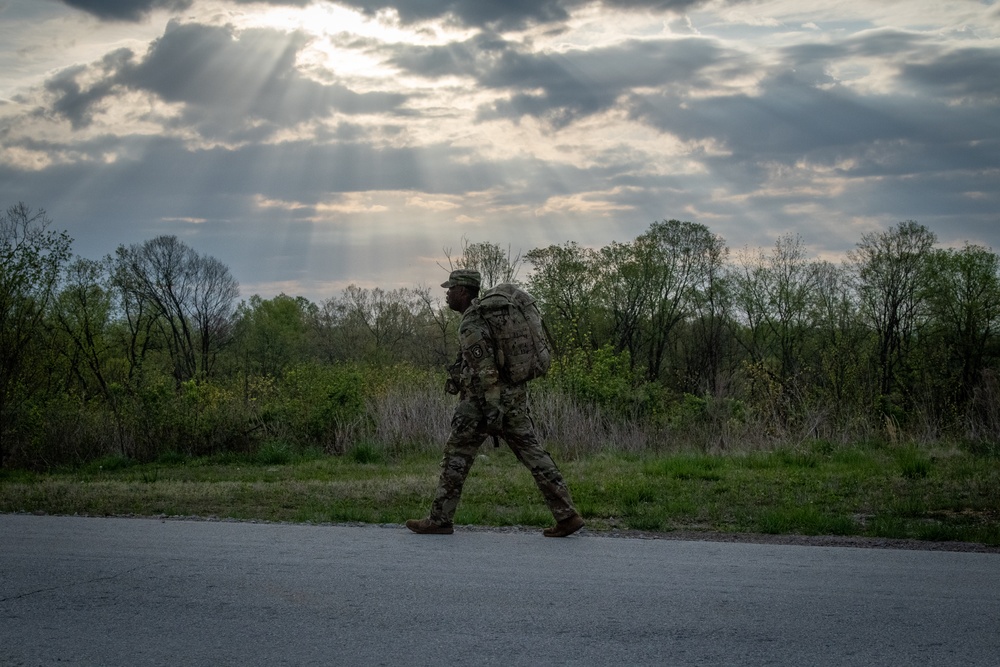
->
[455, 523, 1000, 553]
[14, 511, 1000, 553]
[586, 528, 1000, 553]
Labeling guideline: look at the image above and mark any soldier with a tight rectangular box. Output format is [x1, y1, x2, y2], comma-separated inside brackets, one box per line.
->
[406, 268, 585, 537]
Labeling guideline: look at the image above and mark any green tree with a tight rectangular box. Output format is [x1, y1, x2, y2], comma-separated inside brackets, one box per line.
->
[807, 260, 871, 422]
[677, 237, 733, 396]
[50, 257, 141, 455]
[636, 220, 727, 382]
[923, 244, 1000, 409]
[234, 293, 315, 377]
[52, 258, 116, 398]
[525, 242, 600, 352]
[850, 221, 937, 413]
[0, 203, 72, 467]
[594, 239, 649, 368]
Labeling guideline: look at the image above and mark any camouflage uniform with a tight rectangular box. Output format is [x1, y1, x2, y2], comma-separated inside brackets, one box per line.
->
[429, 299, 579, 526]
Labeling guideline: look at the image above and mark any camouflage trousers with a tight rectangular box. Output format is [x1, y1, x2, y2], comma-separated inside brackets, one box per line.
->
[429, 397, 578, 525]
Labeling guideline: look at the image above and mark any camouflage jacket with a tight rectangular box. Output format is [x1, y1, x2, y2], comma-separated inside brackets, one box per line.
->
[445, 305, 525, 428]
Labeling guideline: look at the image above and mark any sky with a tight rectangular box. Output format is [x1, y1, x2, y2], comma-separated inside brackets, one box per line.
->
[1, 0, 998, 302]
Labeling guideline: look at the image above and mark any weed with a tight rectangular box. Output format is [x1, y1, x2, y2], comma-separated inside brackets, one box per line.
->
[810, 440, 836, 456]
[914, 522, 965, 542]
[959, 439, 1000, 458]
[870, 517, 910, 539]
[84, 455, 136, 473]
[897, 448, 933, 479]
[347, 442, 385, 465]
[830, 448, 875, 468]
[774, 449, 820, 469]
[255, 441, 295, 466]
[155, 451, 187, 465]
[0, 469, 38, 483]
[626, 512, 667, 531]
[890, 492, 928, 518]
[644, 454, 723, 481]
[758, 506, 856, 536]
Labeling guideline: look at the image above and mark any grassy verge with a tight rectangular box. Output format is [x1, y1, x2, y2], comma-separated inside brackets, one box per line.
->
[2, 440, 998, 546]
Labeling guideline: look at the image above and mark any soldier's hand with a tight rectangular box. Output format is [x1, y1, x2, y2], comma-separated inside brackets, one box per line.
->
[444, 378, 460, 395]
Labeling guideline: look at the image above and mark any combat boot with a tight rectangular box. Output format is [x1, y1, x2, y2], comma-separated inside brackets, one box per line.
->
[543, 514, 584, 537]
[405, 518, 454, 535]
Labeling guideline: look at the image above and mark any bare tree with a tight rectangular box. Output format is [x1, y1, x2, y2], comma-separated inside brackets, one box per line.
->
[113, 236, 239, 384]
[731, 234, 817, 388]
[808, 260, 871, 417]
[442, 238, 523, 288]
[191, 255, 240, 377]
[320, 285, 436, 364]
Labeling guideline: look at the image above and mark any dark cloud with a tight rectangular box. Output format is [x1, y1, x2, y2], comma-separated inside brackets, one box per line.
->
[58, 0, 193, 22]
[623, 31, 1000, 194]
[231, 0, 315, 5]
[900, 46, 1000, 103]
[43, 65, 117, 130]
[347, 0, 572, 30]
[631, 76, 993, 186]
[62, 0, 711, 29]
[388, 35, 726, 127]
[41, 21, 407, 139]
[784, 30, 928, 65]
[634, 72, 903, 157]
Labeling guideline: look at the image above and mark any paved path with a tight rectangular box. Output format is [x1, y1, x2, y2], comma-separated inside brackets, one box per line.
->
[2, 514, 998, 666]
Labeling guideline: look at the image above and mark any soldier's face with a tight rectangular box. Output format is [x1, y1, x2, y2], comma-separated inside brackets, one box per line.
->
[446, 285, 466, 312]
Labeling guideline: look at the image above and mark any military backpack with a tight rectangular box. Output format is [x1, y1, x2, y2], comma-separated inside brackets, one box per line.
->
[474, 283, 552, 384]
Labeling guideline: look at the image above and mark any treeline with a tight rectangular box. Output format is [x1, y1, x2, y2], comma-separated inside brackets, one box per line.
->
[3, 203, 1000, 469]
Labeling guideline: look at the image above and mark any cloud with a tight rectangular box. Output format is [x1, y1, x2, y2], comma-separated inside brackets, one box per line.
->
[901, 46, 1000, 103]
[627, 32, 1000, 180]
[387, 34, 727, 127]
[58, 0, 193, 22]
[9, 0, 1000, 300]
[44, 65, 119, 130]
[39, 21, 408, 141]
[59, 0, 713, 29]
[362, 0, 712, 30]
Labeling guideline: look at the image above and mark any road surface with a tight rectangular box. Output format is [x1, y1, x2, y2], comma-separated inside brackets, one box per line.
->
[2, 514, 998, 666]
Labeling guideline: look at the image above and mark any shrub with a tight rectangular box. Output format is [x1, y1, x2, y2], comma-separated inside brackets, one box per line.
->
[261, 363, 366, 452]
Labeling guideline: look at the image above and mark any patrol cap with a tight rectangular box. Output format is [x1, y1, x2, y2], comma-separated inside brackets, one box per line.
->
[441, 269, 482, 289]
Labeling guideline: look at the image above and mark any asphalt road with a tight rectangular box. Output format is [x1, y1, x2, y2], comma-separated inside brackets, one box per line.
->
[2, 514, 998, 666]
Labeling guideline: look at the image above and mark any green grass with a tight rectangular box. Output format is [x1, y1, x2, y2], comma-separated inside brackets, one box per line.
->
[2, 440, 998, 546]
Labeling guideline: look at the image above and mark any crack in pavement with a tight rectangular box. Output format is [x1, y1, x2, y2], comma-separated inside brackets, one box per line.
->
[0, 563, 159, 603]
